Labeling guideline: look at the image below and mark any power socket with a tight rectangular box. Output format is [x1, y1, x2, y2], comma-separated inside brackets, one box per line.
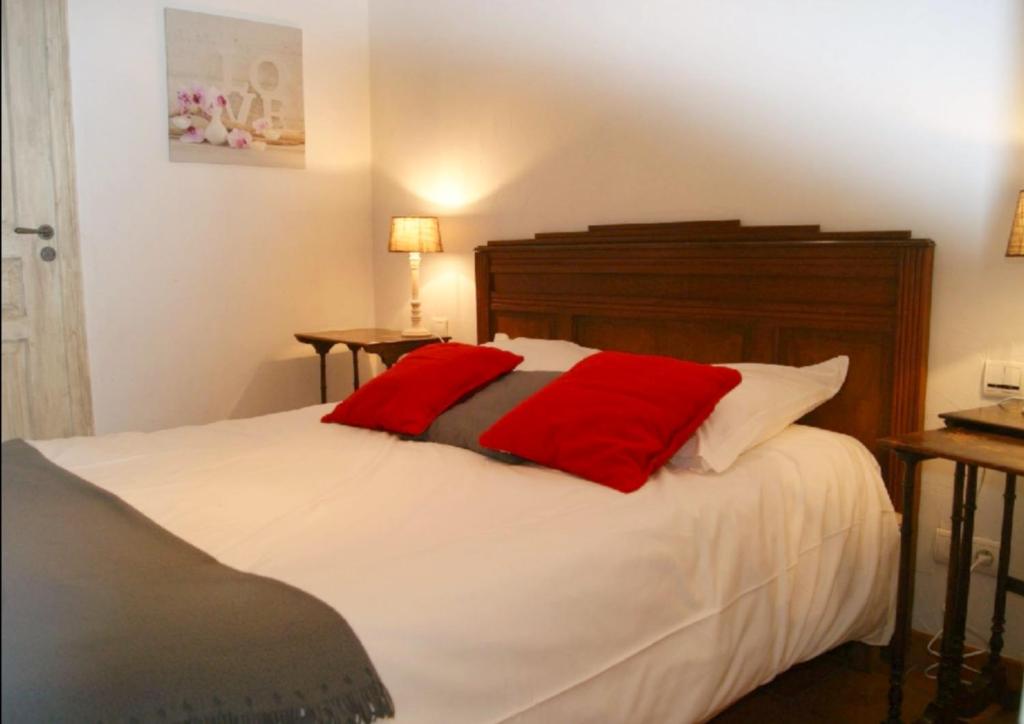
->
[932, 528, 1000, 577]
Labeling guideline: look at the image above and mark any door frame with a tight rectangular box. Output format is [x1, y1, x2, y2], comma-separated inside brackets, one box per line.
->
[6, 0, 94, 435]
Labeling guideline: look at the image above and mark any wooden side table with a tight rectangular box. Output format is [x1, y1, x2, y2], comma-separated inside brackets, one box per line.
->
[880, 404, 1023, 724]
[294, 328, 450, 403]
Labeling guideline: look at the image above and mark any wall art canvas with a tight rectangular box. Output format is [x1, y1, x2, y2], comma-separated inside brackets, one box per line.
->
[165, 9, 305, 168]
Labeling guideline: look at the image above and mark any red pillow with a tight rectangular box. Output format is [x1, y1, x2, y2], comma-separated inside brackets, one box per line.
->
[479, 351, 741, 492]
[321, 343, 523, 435]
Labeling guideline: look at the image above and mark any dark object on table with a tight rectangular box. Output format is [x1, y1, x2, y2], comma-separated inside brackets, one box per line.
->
[1, 439, 394, 724]
[879, 421, 1023, 723]
[940, 402, 1024, 439]
[295, 327, 450, 402]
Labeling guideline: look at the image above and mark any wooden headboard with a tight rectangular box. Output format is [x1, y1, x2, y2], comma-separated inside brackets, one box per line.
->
[475, 220, 934, 508]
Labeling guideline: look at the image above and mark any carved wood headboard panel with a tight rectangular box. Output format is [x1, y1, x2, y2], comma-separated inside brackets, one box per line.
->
[475, 220, 934, 509]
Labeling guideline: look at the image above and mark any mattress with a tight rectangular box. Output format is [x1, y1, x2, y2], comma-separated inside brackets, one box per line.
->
[34, 404, 898, 724]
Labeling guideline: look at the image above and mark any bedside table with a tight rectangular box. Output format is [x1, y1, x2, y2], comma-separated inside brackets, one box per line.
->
[880, 403, 1023, 724]
[295, 328, 450, 403]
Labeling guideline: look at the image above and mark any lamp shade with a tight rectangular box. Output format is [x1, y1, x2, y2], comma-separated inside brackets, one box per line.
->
[1008, 191, 1023, 257]
[389, 216, 442, 253]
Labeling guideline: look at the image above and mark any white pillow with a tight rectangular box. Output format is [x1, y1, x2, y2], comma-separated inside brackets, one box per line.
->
[671, 356, 849, 473]
[484, 334, 598, 371]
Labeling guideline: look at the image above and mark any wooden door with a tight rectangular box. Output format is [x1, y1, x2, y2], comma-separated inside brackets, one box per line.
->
[1, 0, 92, 440]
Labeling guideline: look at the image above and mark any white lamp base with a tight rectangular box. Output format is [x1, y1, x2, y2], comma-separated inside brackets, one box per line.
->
[402, 252, 433, 339]
[401, 326, 433, 338]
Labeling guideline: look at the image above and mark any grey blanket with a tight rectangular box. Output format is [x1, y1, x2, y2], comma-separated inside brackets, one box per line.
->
[1, 439, 394, 723]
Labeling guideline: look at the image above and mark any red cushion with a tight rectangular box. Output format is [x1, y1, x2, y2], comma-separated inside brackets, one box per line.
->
[321, 343, 523, 435]
[479, 351, 741, 492]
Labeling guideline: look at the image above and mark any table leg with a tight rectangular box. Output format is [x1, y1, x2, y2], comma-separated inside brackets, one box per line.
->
[309, 341, 336, 404]
[987, 473, 1016, 667]
[931, 464, 966, 721]
[887, 453, 922, 724]
[319, 353, 328, 403]
[960, 472, 1018, 715]
[349, 346, 361, 390]
[926, 464, 978, 723]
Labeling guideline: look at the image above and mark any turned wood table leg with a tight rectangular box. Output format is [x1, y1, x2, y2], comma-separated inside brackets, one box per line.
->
[887, 453, 922, 724]
[962, 472, 1018, 713]
[924, 464, 978, 723]
[930, 463, 966, 721]
[987, 473, 1016, 668]
[310, 341, 337, 404]
[320, 353, 328, 403]
[347, 344, 362, 391]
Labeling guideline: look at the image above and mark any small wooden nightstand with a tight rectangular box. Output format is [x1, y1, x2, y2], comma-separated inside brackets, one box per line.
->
[295, 328, 450, 403]
[880, 403, 1023, 724]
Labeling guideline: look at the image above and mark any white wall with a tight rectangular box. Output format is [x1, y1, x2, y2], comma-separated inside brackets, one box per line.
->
[368, 0, 1024, 654]
[68, 0, 374, 433]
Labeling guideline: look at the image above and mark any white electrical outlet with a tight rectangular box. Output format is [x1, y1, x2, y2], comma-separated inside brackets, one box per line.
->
[982, 359, 1024, 398]
[932, 528, 1000, 577]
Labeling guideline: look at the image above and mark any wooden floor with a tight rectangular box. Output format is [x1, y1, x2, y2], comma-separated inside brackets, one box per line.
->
[711, 635, 1022, 723]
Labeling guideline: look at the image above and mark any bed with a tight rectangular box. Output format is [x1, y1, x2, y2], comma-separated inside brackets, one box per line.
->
[14, 219, 935, 723]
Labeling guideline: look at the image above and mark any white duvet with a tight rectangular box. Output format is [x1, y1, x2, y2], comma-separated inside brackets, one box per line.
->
[34, 404, 898, 724]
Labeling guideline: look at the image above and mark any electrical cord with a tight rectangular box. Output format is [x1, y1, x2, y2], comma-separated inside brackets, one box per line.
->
[924, 548, 996, 683]
[996, 395, 1023, 411]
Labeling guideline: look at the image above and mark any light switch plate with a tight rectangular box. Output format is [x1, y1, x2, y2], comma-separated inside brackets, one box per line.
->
[982, 359, 1024, 398]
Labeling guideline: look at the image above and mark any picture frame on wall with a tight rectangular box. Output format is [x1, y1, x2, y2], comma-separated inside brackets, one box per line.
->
[164, 9, 305, 168]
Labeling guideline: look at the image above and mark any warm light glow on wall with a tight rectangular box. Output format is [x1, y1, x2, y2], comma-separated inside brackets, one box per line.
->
[420, 173, 476, 210]
[396, 118, 573, 212]
[404, 159, 498, 211]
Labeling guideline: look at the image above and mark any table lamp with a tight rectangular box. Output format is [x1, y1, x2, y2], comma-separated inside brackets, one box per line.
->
[1007, 190, 1023, 257]
[1003, 190, 1023, 415]
[389, 216, 443, 337]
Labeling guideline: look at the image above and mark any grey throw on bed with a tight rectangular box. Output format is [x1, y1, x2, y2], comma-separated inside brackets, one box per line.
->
[1, 439, 394, 724]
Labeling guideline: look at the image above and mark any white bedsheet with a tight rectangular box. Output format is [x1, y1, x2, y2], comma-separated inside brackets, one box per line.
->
[34, 405, 898, 724]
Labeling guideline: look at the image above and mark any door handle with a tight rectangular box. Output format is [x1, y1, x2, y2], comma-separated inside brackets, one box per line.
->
[13, 224, 55, 240]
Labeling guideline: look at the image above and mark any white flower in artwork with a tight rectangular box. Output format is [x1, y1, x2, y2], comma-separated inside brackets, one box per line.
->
[226, 128, 253, 149]
[185, 83, 206, 114]
[171, 114, 192, 130]
[174, 88, 193, 116]
[203, 87, 228, 115]
[180, 125, 205, 143]
[252, 116, 280, 141]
